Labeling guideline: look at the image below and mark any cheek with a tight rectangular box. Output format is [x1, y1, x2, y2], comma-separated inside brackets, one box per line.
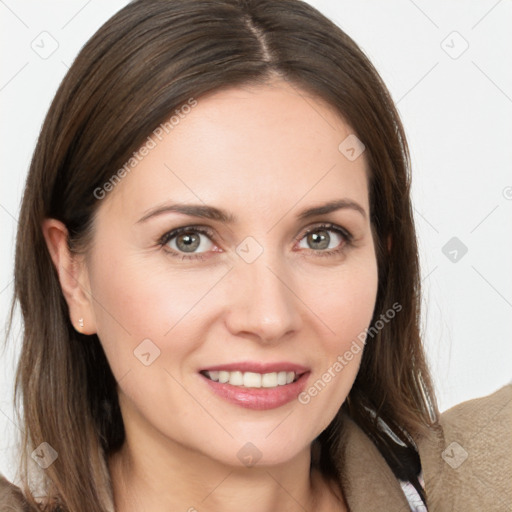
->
[294, 253, 378, 415]
[301, 251, 379, 346]
[87, 246, 230, 375]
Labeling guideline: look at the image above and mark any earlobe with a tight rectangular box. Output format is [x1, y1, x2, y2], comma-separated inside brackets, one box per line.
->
[41, 218, 97, 334]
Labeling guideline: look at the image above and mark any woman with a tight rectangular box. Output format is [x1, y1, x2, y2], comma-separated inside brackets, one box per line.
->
[1, 0, 510, 510]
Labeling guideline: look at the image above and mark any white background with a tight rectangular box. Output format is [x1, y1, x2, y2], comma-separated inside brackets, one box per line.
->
[1, 0, 511, 481]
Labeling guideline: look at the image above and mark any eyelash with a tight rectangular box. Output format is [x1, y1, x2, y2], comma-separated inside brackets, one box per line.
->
[157, 223, 353, 261]
[158, 226, 216, 261]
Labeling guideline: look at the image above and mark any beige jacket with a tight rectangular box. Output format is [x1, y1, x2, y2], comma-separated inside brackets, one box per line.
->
[2, 384, 511, 511]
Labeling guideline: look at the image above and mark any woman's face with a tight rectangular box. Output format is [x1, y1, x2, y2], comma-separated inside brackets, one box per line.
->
[83, 80, 378, 467]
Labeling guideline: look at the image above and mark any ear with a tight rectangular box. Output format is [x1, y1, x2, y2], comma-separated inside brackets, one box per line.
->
[41, 219, 97, 335]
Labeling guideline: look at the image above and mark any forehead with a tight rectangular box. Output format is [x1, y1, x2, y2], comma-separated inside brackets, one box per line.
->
[99, 80, 369, 223]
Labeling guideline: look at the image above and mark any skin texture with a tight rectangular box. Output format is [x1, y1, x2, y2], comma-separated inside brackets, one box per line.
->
[43, 79, 378, 511]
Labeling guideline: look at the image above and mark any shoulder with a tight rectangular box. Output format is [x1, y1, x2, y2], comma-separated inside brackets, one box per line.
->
[0, 474, 32, 511]
[418, 384, 512, 511]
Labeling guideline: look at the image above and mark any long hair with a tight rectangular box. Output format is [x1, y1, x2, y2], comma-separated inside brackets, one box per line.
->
[9, 0, 438, 510]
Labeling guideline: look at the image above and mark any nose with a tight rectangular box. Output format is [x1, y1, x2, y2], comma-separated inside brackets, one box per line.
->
[223, 251, 302, 344]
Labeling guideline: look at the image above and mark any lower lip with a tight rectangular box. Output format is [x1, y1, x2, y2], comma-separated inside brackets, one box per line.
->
[200, 372, 311, 410]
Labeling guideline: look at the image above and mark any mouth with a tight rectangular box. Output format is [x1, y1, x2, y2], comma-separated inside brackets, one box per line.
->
[200, 369, 304, 388]
[198, 362, 311, 410]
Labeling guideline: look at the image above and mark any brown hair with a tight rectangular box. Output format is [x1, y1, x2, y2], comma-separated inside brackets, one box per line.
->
[8, 0, 438, 510]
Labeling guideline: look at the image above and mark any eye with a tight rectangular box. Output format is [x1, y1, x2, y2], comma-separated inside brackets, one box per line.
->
[159, 226, 216, 258]
[296, 224, 351, 254]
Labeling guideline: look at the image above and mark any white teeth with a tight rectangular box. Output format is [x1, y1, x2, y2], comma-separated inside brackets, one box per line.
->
[243, 372, 261, 388]
[261, 372, 277, 387]
[204, 370, 297, 388]
[229, 371, 243, 386]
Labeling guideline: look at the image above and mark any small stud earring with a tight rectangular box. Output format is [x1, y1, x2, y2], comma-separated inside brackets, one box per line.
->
[78, 318, 84, 329]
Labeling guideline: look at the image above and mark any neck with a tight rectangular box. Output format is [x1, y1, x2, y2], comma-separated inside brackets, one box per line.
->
[108, 434, 343, 512]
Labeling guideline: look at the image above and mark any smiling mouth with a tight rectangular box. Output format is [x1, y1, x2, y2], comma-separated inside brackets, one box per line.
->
[200, 370, 303, 389]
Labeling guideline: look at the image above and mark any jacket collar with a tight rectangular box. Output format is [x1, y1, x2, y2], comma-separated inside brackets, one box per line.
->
[336, 414, 414, 510]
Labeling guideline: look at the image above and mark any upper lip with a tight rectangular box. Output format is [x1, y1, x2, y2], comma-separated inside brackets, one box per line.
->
[200, 361, 310, 374]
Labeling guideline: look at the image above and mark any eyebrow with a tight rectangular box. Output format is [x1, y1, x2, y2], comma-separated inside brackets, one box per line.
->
[297, 199, 367, 221]
[137, 203, 235, 224]
[136, 198, 367, 224]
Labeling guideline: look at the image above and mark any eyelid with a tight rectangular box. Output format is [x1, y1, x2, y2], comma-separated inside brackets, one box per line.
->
[157, 224, 216, 246]
[158, 225, 218, 260]
[295, 222, 353, 244]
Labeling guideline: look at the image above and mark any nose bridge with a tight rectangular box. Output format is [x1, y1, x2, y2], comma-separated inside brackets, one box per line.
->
[225, 244, 301, 342]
